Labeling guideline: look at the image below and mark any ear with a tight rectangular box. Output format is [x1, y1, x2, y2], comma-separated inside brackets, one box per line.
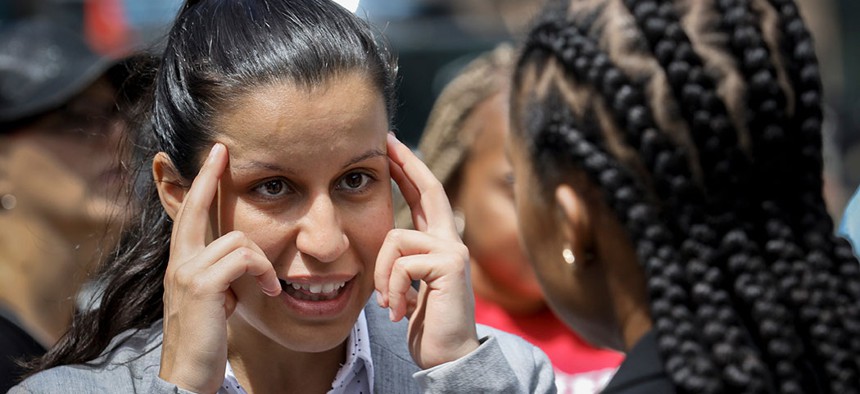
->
[152, 152, 186, 221]
[554, 183, 593, 262]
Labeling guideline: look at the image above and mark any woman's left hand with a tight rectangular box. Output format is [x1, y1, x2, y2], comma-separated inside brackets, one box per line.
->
[375, 133, 480, 369]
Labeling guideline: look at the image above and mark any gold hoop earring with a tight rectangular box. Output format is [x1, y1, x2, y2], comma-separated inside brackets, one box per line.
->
[562, 245, 576, 269]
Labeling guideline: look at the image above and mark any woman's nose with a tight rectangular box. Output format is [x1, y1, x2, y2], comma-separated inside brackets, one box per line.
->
[295, 194, 349, 263]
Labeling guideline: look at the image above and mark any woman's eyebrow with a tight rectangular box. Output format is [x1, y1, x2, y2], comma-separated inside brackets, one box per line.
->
[341, 148, 385, 169]
[231, 149, 385, 173]
[233, 161, 291, 174]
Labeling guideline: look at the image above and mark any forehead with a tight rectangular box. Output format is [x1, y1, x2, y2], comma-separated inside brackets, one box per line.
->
[213, 73, 388, 162]
[466, 93, 509, 155]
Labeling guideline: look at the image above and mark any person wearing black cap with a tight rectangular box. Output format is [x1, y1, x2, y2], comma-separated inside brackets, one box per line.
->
[0, 17, 133, 390]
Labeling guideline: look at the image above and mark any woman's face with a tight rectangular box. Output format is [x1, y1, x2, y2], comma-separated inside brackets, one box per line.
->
[455, 93, 544, 308]
[213, 73, 392, 353]
[0, 76, 129, 238]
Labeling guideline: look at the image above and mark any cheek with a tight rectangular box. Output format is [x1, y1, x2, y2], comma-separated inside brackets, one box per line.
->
[224, 203, 296, 256]
[345, 194, 394, 264]
[468, 190, 524, 261]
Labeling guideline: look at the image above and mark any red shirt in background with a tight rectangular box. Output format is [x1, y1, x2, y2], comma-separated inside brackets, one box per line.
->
[474, 294, 625, 394]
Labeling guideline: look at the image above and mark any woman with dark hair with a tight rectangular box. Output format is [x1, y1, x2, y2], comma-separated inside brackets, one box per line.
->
[11, 0, 555, 392]
[508, 0, 860, 393]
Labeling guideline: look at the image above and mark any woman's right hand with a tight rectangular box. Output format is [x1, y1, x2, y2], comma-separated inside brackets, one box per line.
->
[158, 143, 282, 393]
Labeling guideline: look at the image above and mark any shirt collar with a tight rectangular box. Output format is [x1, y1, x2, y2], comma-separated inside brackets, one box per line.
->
[219, 310, 375, 394]
[329, 309, 374, 392]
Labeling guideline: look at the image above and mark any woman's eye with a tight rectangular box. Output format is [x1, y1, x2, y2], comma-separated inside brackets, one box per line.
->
[254, 179, 290, 198]
[337, 172, 372, 192]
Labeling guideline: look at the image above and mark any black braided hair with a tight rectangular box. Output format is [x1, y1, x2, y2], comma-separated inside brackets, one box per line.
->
[716, 1, 860, 392]
[512, 0, 860, 392]
[765, 1, 860, 392]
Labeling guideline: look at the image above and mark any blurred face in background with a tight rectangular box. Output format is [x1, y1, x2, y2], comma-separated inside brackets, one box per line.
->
[453, 92, 545, 312]
[2, 75, 130, 238]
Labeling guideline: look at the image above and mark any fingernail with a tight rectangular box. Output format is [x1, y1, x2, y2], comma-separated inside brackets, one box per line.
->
[389, 309, 396, 321]
[387, 133, 399, 144]
[207, 143, 223, 163]
[259, 278, 280, 296]
[376, 292, 384, 306]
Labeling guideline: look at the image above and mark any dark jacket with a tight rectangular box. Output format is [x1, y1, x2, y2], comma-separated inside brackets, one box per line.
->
[602, 330, 676, 394]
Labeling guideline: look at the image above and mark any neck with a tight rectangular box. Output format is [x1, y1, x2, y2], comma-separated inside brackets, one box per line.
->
[469, 260, 546, 315]
[604, 261, 653, 352]
[596, 215, 654, 353]
[227, 322, 347, 393]
[617, 303, 652, 352]
[0, 215, 90, 347]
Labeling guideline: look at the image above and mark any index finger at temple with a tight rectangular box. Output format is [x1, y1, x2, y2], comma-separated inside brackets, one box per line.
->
[386, 134, 456, 237]
[173, 143, 228, 254]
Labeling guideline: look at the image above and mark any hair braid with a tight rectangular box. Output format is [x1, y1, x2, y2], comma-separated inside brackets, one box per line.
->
[622, 0, 746, 198]
[709, 2, 843, 392]
[715, 0, 789, 187]
[524, 14, 776, 393]
[768, 0, 860, 297]
[765, 1, 860, 390]
[619, 1, 813, 390]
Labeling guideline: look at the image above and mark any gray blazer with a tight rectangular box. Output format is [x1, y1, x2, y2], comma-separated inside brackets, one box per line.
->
[11, 300, 556, 393]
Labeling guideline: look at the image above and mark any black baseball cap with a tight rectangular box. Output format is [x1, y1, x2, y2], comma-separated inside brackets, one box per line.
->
[0, 18, 119, 125]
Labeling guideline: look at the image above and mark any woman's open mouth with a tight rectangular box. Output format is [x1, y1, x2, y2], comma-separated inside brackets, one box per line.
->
[280, 279, 348, 301]
[277, 276, 357, 318]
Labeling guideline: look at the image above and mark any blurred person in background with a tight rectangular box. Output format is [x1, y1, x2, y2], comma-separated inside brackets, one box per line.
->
[396, 43, 623, 393]
[0, 17, 134, 390]
[509, 0, 860, 392]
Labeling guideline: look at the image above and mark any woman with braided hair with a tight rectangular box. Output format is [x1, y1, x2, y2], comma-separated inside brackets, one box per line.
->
[508, 0, 860, 393]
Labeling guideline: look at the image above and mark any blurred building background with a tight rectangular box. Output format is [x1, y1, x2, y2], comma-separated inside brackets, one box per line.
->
[2, 0, 858, 219]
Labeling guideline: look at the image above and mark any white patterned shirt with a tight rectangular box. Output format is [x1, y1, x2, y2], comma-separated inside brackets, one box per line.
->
[219, 310, 374, 394]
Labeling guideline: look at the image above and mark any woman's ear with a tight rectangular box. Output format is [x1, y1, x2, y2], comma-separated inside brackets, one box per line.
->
[554, 183, 593, 261]
[152, 152, 186, 220]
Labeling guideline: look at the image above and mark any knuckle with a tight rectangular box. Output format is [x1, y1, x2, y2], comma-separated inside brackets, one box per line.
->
[443, 250, 468, 273]
[224, 230, 246, 243]
[235, 246, 254, 261]
[385, 229, 405, 243]
[393, 257, 409, 272]
[171, 263, 196, 287]
[186, 277, 208, 296]
[454, 243, 469, 259]
[425, 180, 444, 194]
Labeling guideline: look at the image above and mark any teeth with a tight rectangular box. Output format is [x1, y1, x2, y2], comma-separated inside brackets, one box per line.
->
[284, 281, 346, 294]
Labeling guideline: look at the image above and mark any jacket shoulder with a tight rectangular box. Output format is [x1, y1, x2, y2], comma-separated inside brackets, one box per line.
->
[10, 321, 165, 393]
